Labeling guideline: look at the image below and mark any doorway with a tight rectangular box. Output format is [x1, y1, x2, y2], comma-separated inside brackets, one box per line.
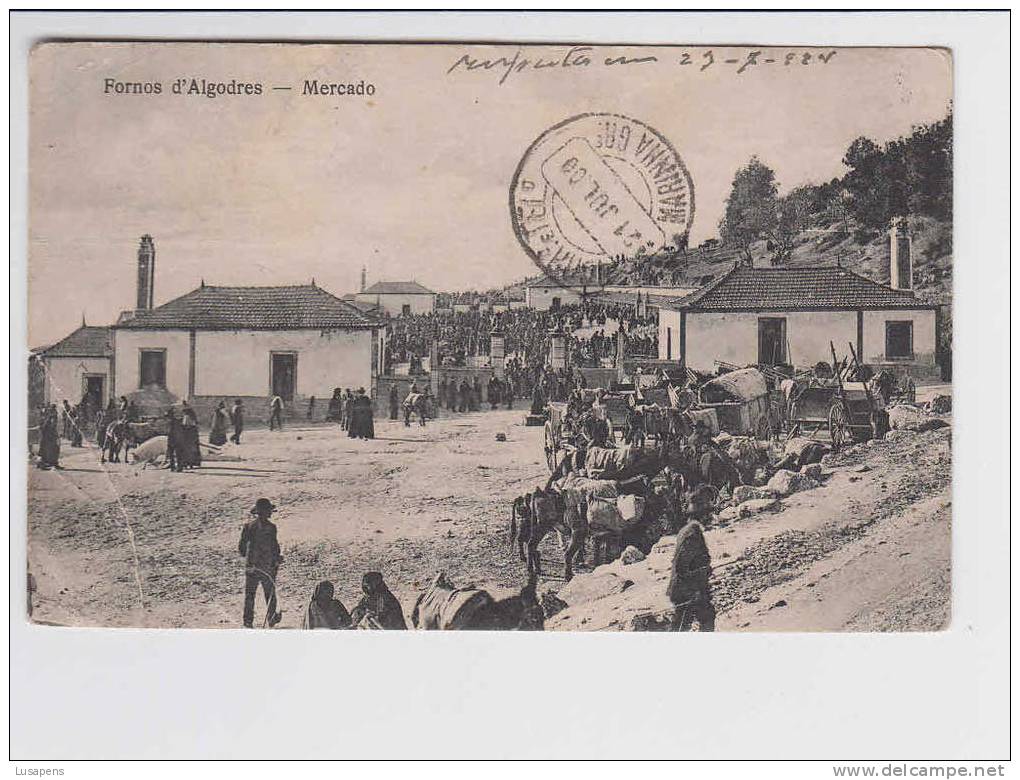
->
[271, 353, 297, 401]
[757, 317, 787, 365]
[82, 374, 105, 417]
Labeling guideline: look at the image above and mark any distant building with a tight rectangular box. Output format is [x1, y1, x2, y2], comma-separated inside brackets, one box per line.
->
[524, 275, 590, 310]
[32, 322, 113, 412]
[356, 280, 435, 316]
[657, 263, 938, 378]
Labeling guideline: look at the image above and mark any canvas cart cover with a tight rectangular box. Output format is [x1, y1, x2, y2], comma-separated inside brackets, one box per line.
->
[412, 573, 494, 630]
[700, 368, 768, 404]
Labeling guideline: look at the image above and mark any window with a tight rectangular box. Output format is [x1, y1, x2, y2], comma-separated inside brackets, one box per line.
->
[401, 303, 412, 316]
[139, 349, 166, 388]
[551, 296, 562, 309]
[885, 321, 914, 359]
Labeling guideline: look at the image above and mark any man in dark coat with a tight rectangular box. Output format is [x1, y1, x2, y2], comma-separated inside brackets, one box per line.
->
[229, 399, 244, 444]
[488, 373, 500, 410]
[458, 379, 471, 413]
[350, 572, 406, 629]
[389, 384, 400, 421]
[667, 485, 716, 632]
[471, 376, 482, 411]
[238, 497, 284, 628]
[165, 408, 181, 472]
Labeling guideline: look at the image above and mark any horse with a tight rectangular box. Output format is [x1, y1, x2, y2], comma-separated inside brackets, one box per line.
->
[402, 392, 427, 427]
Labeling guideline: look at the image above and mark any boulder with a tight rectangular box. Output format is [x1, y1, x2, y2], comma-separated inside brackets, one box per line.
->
[888, 404, 927, 431]
[767, 469, 819, 497]
[628, 611, 673, 631]
[737, 497, 780, 518]
[732, 484, 777, 505]
[620, 545, 646, 565]
[557, 571, 635, 606]
[540, 590, 568, 618]
[800, 463, 823, 480]
[718, 506, 740, 523]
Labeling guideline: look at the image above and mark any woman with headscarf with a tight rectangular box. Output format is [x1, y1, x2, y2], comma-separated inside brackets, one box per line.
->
[302, 580, 352, 630]
[209, 400, 229, 446]
[350, 572, 406, 629]
[178, 402, 202, 469]
[37, 404, 61, 469]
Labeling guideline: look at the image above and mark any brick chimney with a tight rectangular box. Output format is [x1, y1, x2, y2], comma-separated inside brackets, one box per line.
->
[137, 234, 155, 310]
[889, 218, 912, 290]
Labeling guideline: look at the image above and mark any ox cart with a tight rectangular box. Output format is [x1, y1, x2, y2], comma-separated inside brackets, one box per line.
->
[785, 342, 884, 448]
[695, 367, 781, 441]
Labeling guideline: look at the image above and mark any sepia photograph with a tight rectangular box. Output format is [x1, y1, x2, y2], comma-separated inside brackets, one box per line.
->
[25, 41, 956, 634]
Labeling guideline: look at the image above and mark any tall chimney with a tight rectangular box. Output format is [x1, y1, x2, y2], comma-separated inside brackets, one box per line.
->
[137, 234, 155, 310]
[889, 218, 912, 290]
[360, 266, 367, 293]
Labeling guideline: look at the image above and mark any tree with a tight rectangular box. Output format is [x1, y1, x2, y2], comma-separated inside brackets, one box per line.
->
[769, 187, 814, 265]
[719, 156, 780, 266]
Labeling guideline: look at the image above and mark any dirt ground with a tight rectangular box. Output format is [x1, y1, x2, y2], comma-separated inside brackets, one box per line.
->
[27, 404, 951, 632]
[27, 409, 548, 628]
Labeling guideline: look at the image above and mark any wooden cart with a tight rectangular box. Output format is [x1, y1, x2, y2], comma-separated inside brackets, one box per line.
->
[786, 342, 882, 448]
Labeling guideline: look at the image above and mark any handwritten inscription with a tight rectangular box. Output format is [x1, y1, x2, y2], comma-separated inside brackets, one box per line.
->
[446, 46, 838, 85]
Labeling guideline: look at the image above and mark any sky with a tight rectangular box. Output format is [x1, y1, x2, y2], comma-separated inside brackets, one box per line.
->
[28, 42, 952, 346]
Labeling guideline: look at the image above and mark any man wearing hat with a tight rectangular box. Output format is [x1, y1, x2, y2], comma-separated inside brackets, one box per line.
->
[238, 497, 284, 628]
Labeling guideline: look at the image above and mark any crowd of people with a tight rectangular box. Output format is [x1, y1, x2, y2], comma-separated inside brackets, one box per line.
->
[382, 301, 659, 377]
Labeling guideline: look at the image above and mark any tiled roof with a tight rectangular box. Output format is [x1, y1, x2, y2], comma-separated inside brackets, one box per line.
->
[39, 326, 112, 358]
[674, 265, 930, 311]
[116, 285, 381, 330]
[362, 281, 435, 295]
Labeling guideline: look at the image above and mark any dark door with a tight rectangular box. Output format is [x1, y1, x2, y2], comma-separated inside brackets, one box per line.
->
[271, 353, 297, 401]
[551, 296, 562, 309]
[758, 318, 787, 365]
[140, 350, 166, 387]
[83, 375, 104, 414]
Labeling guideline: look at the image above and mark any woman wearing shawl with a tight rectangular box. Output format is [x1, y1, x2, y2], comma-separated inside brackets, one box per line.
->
[302, 581, 352, 630]
[350, 572, 406, 630]
[209, 401, 229, 446]
[178, 402, 202, 469]
[38, 404, 61, 469]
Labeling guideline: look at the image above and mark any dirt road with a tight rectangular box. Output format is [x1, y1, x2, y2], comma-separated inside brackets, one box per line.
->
[27, 410, 548, 628]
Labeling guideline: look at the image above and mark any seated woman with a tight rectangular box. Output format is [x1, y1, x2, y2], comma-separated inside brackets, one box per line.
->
[302, 581, 352, 630]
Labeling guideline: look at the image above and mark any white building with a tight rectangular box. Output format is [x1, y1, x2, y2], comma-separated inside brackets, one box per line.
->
[658, 263, 940, 378]
[33, 323, 112, 411]
[113, 282, 382, 420]
[524, 276, 589, 310]
[356, 281, 435, 316]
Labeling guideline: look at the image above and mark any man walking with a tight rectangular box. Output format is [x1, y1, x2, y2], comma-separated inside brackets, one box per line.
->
[239, 498, 284, 628]
[269, 394, 284, 431]
[229, 399, 244, 444]
[667, 485, 717, 632]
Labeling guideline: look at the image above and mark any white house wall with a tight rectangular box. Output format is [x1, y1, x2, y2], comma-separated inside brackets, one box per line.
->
[114, 329, 191, 399]
[658, 309, 684, 361]
[355, 292, 433, 316]
[42, 356, 111, 405]
[684, 311, 858, 371]
[862, 309, 936, 365]
[195, 330, 373, 397]
[525, 285, 584, 310]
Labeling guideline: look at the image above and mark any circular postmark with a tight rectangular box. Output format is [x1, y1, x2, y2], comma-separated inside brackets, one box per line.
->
[510, 113, 695, 288]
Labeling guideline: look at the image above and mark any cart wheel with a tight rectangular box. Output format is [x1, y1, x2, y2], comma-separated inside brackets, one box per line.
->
[544, 422, 558, 473]
[829, 404, 850, 450]
[754, 414, 774, 441]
